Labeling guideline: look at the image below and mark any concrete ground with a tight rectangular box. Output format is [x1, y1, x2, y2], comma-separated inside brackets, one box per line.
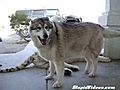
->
[0, 59, 120, 90]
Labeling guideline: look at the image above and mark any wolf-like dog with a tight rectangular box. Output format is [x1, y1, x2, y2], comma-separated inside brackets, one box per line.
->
[27, 17, 120, 88]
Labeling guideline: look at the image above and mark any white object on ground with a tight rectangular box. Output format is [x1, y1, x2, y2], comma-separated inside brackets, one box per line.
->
[0, 41, 37, 68]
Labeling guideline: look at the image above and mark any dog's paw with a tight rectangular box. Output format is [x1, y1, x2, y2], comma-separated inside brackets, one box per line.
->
[53, 81, 62, 88]
[45, 74, 54, 80]
[88, 73, 96, 78]
[64, 68, 72, 76]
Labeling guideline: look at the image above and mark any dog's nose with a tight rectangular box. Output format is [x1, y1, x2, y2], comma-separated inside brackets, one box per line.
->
[43, 33, 48, 38]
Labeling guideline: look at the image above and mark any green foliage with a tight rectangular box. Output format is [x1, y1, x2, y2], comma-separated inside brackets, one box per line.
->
[8, 13, 30, 28]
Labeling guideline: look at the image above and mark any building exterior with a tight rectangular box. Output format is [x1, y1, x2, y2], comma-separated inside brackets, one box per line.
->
[16, 9, 60, 19]
[99, 0, 120, 59]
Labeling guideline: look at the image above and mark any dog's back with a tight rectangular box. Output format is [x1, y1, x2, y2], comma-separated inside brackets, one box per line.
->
[54, 22, 104, 60]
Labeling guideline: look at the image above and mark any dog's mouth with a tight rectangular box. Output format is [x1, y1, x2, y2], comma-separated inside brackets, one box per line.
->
[37, 36, 47, 45]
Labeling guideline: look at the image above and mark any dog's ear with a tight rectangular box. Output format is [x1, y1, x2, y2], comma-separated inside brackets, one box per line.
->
[52, 22, 57, 32]
[29, 18, 37, 25]
[43, 17, 49, 21]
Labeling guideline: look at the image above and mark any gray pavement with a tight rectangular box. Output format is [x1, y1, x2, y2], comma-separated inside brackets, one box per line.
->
[0, 68, 46, 90]
[0, 60, 120, 90]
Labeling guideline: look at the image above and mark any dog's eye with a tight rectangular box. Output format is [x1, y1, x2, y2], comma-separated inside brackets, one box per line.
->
[45, 26, 48, 30]
[49, 26, 53, 29]
[37, 27, 41, 30]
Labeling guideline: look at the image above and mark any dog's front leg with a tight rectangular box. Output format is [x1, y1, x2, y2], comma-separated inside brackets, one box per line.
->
[45, 61, 55, 80]
[53, 58, 64, 88]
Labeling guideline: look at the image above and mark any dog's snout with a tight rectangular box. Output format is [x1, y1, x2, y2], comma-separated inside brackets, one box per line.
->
[43, 33, 48, 38]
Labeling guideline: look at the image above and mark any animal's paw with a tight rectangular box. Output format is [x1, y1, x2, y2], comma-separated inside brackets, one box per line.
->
[53, 81, 62, 88]
[64, 68, 72, 76]
[88, 72, 96, 78]
[68, 65, 79, 72]
[45, 74, 54, 80]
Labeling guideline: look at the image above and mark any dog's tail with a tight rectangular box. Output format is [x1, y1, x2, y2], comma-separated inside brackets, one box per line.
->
[0, 56, 34, 73]
[102, 28, 120, 38]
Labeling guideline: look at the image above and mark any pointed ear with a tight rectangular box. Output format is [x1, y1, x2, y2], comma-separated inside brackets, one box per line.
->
[29, 18, 36, 25]
[30, 17, 38, 24]
[44, 17, 49, 21]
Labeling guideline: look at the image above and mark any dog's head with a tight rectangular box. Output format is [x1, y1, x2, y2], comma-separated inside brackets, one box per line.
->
[29, 17, 54, 46]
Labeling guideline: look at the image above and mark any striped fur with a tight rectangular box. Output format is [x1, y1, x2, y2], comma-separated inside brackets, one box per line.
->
[0, 51, 79, 73]
[0, 52, 39, 73]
